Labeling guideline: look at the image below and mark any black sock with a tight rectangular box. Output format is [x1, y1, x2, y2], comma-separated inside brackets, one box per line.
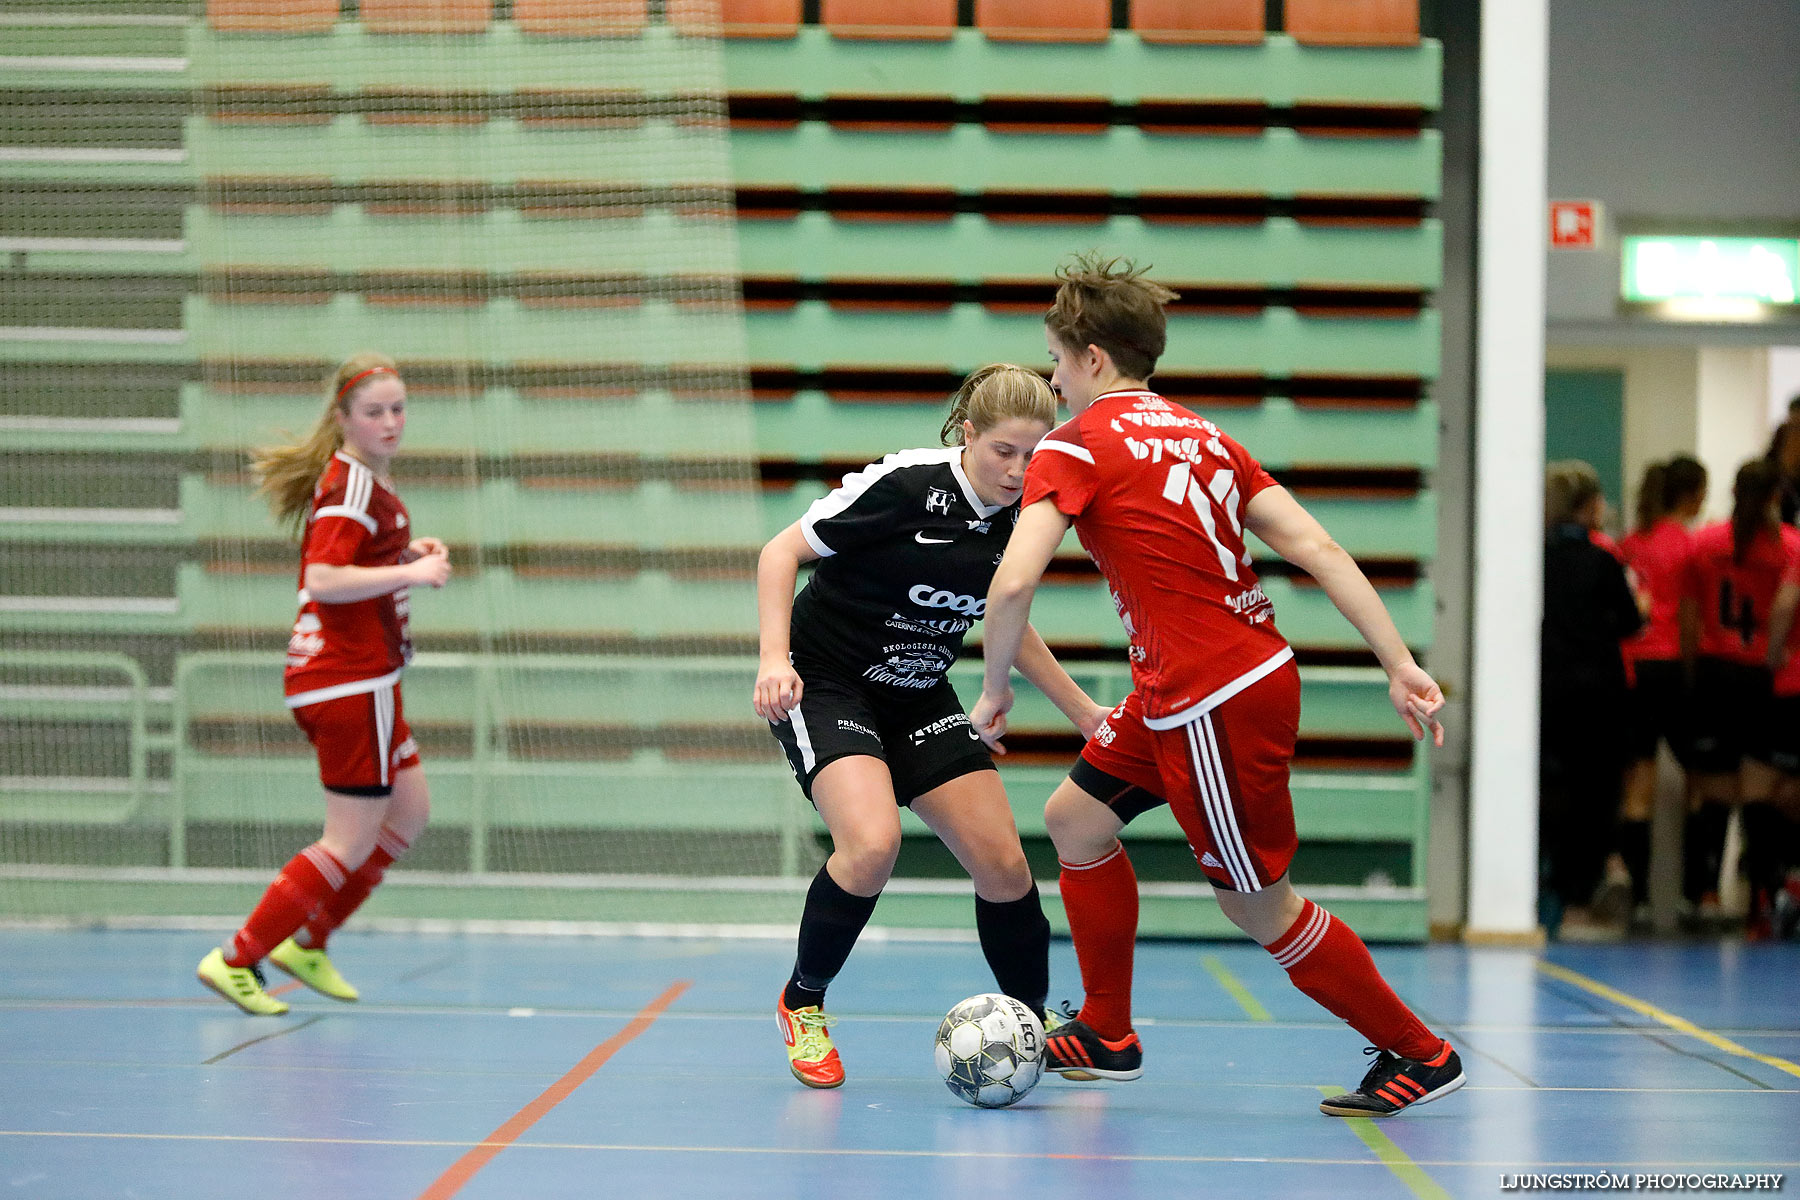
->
[784, 864, 879, 1011]
[1739, 802, 1783, 896]
[1618, 820, 1651, 906]
[975, 883, 1051, 1022]
[1684, 805, 1729, 903]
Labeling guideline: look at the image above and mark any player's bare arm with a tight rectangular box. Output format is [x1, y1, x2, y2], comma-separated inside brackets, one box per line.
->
[1767, 578, 1799, 671]
[753, 521, 819, 723]
[1244, 484, 1444, 746]
[303, 554, 449, 603]
[972, 499, 1073, 748]
[1013, 624, 1111, 742]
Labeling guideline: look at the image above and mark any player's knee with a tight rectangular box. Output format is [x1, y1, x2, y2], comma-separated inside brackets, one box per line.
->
[1045, 790, 1114, 860]
[969, 845, 1033, 900]
[834, 831, 901, 892]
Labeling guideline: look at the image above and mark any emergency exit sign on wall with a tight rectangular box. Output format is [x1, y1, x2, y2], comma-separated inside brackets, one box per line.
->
[1549, 200, 1599, 249]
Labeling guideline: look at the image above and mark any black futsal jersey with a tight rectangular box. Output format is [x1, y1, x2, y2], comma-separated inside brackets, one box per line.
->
[793, 447, 1018, 690]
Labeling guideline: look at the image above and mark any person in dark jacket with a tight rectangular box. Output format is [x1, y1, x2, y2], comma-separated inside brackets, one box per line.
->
[1540, 460, 1643, 936]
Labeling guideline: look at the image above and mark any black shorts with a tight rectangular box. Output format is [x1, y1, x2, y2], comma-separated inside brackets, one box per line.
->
[1751, 694, 1800, 775]
[767, 660, 995, 806]
[1624, 659, 1692, 765]
[1687, 657, 1772, 774]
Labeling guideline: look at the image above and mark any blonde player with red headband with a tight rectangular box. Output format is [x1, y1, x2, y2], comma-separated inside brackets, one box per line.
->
[196, 352, 450, 1014]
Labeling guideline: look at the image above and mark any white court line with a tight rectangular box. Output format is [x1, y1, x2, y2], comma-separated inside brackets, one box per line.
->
[0, 1130, 1795, 1169]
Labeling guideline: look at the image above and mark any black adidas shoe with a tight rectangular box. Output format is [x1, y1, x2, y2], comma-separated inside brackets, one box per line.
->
[1319, 1043, 1464, 1117]
[1044, 1013, 1143, 1081]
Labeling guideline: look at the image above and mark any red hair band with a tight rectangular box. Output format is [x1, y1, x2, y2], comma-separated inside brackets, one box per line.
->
[335, 366, 398, 402]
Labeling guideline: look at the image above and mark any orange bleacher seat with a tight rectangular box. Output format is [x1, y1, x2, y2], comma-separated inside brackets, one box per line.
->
[822, 0, 956, 40]
[1131, 0, 1262, 45]
[976, 0, 1109, 42]
[668, 0, 802, 38]
[1285, 0, 1419, 46]
[515, 0, 647, 36]
[207, 0, 337, 33]
[360, 0, 492, 34]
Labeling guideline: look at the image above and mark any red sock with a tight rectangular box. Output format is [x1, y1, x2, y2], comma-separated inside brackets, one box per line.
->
[1266, 898, 1441, 1061]
[1058, 843, 1139, 1041]
[299, 827, 410, 951]
[224, 844, 347, 967]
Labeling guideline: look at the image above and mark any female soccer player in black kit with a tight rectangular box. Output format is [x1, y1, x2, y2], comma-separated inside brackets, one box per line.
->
[753, 364, 1109, 1089]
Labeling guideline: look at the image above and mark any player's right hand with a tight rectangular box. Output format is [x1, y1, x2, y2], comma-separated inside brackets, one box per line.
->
[754, 661, 803, 723]
[1388, 661, 1445, 747]
[969, 688, 1012, 755]
[409, 549, 451, 589]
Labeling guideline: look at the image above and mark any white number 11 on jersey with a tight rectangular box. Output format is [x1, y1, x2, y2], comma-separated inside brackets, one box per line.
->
[1160, 461, 1249, 581]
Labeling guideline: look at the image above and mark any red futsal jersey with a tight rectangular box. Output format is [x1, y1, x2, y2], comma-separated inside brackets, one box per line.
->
[1682, 520, 1800, 667]
[284, 452, 415, 707]
[1023, 389, 1292, 728]
[1619, 518, 1694, 665]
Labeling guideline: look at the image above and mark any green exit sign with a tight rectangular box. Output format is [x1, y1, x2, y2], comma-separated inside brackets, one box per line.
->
[1622, 236, 1799, 304]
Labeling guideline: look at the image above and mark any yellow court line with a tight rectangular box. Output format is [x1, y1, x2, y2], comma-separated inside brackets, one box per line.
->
[1315, 1089, 1453, 1200]
[1201, 954, 1272, 1022]
[1536, 961, 1800, 1081]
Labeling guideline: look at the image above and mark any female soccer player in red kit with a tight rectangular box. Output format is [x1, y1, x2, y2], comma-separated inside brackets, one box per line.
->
[196, 352, 449, 1014]
[971, 254, 1462, 1117]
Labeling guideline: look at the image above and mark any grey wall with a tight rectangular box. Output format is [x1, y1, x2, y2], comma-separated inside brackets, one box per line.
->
[1544, 0, 1800, 336]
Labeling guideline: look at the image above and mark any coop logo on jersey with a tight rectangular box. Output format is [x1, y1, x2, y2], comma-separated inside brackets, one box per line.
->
[909, 712, 975, 746]
[910, 585, 986, 616]
[925, 488, 955, 515]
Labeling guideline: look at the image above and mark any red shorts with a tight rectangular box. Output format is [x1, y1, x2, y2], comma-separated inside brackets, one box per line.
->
[1076, 659, 1300, 892]
[290, 680, 420, 797]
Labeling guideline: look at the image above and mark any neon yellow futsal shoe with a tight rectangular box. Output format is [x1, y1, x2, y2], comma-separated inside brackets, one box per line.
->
[777, 993, 844, 1088]
[196, 948, 289, 1016]
[268, 938, 360, 1002]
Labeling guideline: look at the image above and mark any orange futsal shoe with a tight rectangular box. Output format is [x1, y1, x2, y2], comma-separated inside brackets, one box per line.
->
[777, 992, 844, 1089]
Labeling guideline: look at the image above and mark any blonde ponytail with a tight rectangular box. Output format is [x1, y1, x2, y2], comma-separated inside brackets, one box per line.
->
[940, 363, 1058, 446]
[250, 351, 398, 536]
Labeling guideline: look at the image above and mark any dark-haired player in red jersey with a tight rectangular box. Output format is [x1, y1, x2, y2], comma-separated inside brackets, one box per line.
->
[1611, 457, 1706, 917]
[1761, 558, 1800, 938]
[196, 352, 449, 1014]
[1680, 459, 1799, 931]
[971, 253, 1461, 1117]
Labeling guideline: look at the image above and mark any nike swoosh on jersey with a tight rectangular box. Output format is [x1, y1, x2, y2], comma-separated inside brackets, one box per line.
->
[914, 532, 955, 544]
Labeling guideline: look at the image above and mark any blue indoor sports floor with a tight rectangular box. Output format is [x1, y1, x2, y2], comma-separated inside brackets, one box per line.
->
[1, 928, 1794, 1199]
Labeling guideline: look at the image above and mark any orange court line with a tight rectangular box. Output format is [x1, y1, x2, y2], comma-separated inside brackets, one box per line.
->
[417, 979, 692, 1200]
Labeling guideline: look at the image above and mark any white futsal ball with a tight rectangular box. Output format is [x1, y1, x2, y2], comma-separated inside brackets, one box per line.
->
[933, 993, 1045, 1108]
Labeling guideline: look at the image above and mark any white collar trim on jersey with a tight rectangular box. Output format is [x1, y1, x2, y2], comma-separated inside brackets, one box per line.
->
[948, 450, 1004, 519]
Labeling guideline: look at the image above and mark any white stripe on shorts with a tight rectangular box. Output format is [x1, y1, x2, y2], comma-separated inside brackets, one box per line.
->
[373, 682, 394, 787]
[1186, 714, 1262, 892]
[788, 700, 816, 774]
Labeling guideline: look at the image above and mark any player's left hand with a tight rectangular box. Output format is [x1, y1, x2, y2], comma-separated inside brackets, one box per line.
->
[403, 537, 448, 564]
[970, 687, 1013, 755]
[1074, 700, 1112, 742]
[1388, 662, 1445, 746]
